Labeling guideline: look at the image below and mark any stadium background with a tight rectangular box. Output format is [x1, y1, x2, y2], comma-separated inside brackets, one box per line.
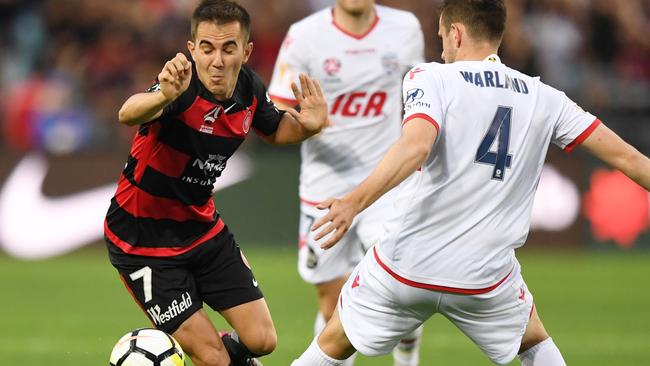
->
[0, 0, 649, 365]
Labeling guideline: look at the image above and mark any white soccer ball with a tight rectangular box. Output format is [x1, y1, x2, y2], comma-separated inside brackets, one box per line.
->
[109, 328, 186, 366]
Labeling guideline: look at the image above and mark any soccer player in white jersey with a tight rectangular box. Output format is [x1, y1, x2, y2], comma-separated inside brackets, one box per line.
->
[291, 0, 650, 365]
[268, 1, 425, 365]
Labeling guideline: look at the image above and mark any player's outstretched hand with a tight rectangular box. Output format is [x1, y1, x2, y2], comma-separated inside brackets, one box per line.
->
[158, 52, 192, 101]
[286, 74, 329, 133]
[311, 197, 359, 249]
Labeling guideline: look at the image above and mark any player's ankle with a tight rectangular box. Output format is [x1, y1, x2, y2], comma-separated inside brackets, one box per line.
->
[292, 338, 345, 366]
[221, 331, 267, 366]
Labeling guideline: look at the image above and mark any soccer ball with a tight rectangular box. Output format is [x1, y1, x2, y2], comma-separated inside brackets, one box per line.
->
[109, 328, 186, 366]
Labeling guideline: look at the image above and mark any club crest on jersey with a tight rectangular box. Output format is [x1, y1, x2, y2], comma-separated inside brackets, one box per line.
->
[381, 52, 399, 75]
[323, 58, 341, 76]
[242, 108, 253, 134]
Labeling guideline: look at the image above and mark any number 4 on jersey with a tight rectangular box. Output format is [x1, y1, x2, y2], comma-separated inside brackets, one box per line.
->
[475, 106, 513, 181]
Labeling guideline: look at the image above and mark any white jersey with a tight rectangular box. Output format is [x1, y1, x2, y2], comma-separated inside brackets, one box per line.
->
[269, 5, 424, 201]
[377, 55, 600, 290]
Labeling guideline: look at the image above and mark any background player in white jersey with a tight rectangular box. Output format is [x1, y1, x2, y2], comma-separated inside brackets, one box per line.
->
[269, 1, 425, 366]
[269, 1, 424, 365]
[291, 0, 650, 365]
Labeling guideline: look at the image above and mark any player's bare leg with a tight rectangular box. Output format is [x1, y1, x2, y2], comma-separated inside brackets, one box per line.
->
[172, 309, 231, 366]
[220, 297, 277, 359]
[316, 277, 348, 323]
[292, 307, 356, 366]
[518, 306, 566, 365]
[315, 276, 422, 366]
[314, 277, 357, 365]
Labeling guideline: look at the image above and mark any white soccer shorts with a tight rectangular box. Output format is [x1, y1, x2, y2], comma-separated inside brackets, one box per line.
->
[338, 248, 534, 365]
[297, 193, 394, 285]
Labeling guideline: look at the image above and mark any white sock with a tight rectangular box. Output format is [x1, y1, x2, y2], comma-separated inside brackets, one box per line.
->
[314, 312, 326, 335]
[519, 338, 566, 366]
[392, 325, 423, 366]
[314, 312, 357, 366]
[291, 338, 344, 366]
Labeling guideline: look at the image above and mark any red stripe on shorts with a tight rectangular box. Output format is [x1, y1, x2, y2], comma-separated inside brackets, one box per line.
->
[373, 247, 511, 295]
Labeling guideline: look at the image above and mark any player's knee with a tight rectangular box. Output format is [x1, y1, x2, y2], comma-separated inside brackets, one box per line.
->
[247, 327, 277, 356]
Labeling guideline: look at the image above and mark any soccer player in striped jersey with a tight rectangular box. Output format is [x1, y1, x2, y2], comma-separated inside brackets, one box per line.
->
[292, 0, 650, 365]
[104, 1, 328, 366]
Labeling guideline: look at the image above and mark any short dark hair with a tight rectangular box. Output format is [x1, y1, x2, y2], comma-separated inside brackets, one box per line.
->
[440, 0, 506, 44]
[191, 0, 251, 41]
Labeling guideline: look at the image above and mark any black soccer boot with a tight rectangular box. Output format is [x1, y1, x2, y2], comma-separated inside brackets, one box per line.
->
[220, 331, 264, 366]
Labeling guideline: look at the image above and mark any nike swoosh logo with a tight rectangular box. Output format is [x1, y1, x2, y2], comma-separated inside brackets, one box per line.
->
[0, 153, 252, 259]
[224, 103, 237, 114]
[252, 278, 258, 287]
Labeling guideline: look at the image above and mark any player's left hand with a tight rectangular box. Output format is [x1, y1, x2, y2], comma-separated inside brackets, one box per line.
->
[311, 197, 359, 249]
[285, 74, 329, 133]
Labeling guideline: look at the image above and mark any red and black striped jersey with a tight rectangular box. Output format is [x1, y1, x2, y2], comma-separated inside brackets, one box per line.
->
[105, 65, 283, 257]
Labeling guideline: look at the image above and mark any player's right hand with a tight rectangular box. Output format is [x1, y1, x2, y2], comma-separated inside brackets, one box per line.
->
[158, 53, 192, 101]
[311, 197, 359, 249]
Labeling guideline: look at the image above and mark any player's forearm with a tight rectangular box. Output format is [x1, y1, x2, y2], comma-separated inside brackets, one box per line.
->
[345, 134, 431, 213]
[265, 113, 319, 145]
[616, 149, 650, 191]
[581, 123, 650, 191]
[118, 91, 172, 126]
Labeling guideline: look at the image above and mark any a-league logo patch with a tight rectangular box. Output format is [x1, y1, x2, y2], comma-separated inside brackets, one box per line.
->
[204, 105, 224, 124]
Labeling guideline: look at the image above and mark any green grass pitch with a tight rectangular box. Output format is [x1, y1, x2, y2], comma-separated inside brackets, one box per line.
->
[1, 245, 649, 365]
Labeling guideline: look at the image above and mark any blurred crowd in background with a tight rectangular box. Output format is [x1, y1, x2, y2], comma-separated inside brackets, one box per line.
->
[0, 0, 649, 155]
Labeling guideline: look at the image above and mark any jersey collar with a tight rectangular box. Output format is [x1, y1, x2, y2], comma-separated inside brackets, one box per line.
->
[330, 7, 380, 40]
[484, 54, 501, 63]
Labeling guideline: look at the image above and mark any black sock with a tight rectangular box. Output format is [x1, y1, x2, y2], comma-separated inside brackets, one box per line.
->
[221, 331, 261, 366]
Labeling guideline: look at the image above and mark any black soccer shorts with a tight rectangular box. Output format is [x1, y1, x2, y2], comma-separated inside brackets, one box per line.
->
[107, 225, 264, 334]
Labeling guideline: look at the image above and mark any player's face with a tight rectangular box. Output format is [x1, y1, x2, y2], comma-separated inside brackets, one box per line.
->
[438, 17, 457, 64]
[188, 21, 253, 100]
[337, 0, 374, 16]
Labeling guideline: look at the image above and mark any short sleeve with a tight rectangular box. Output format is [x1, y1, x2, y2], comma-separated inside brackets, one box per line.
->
[545, 84, 599, 152]
[268, 25, 310, 105]
[402, 64, 442, 132]
[250, 70, 285, 136]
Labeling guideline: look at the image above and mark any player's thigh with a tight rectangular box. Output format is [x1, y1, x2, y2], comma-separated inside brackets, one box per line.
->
[442, 264, 534, 365]
[219, 297, 277, 355]
[192, 226, 264, 313]
[315, 276, 349, 320]
[520, 305, 550, 352]
[338, 250, 437, 357]
[172, 309, 230, 366]
[191, 227, 275, 353]
[108, 248, 202, 335]
[298, 202, 364, 284]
